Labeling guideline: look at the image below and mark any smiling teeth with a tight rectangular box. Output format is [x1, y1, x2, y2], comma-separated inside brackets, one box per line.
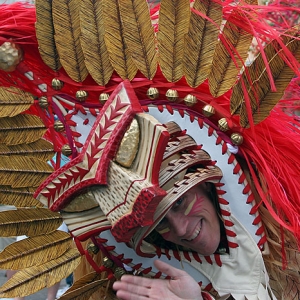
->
[187, 225, 201, 241]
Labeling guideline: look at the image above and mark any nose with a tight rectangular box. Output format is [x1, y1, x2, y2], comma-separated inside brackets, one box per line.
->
[166, 211, 188, 238]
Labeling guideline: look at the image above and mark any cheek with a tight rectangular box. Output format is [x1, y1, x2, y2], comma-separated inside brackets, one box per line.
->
[160, 230, 171, 240]
[185, 195, 204, 217]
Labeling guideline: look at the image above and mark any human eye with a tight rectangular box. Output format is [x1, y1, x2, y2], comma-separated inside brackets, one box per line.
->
[172, 196, 185, 210]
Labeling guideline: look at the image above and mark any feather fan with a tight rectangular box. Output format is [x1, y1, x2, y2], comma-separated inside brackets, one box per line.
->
[158, 0, 190, 83]
[118, 0, 157, 79]
[0, 186, 43, 207]
[0, 114, 46, 145]
[52, 0, 88, 82]
[0, 87, 34, 117]
[0, 248, 82, 298]
[0, 230, 72, 269]
[35, 0, 61, 71]
[103, 0, 138, 80]
[0, 155, 53, 188]
[80, 0, 113, 86]
[184, 0, 222, 88]
[0, 208, 62, 237]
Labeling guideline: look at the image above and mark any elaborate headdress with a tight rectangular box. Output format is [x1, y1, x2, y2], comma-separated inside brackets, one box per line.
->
[0, 0, 299, 299]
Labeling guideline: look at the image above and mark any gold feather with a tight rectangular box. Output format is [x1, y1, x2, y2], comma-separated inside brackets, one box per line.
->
[0, 248, 82, 298]
[0, 139, 54, 161]
[231, 37, 300, 127]
[0, 230, 72, 269]
[158, 0, 190, 82]
[35, 0, 61, 71]
[118, 0, 157, 79]
[0, 87, 34, 117]
[80, 0, 114, 86]
[0, 114, 46, 146]
[0, 186, 43, 208]
[52, 0, 88, 82]
[103, 0, 138, 80]
[0, 156, 53, 188]
[0, 208, 62, 237]
[208, 16, 254, 97]
[184, 0, 223, 88]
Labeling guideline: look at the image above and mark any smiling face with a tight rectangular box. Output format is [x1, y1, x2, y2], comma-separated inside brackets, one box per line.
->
[155, 184, 221, 256]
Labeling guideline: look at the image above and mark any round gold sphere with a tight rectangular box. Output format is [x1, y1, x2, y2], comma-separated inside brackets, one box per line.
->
[218, 118, 229, 132]
[61, 144, 72, 156]
[0, 41, 23, 72]
[166, 89, 179, 102]
[114, 267, 127, 280]
[202, 104, 215, 117]
[87, 243, 99, 255]
[51, 78, 64, 90]
[184, 94, 197, 107]
[103, 256, 114, 269]
[147, 87, 159, 100]
[99, 93, 110, 105]
[231, 133, 244, 145]
[38, 96, 48, 109]
[54, 120, 65, 132]
[76, 90, 88, 102]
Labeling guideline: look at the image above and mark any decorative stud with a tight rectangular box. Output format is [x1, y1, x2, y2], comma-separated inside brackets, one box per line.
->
[218, 118, 229, 132]
[231, 133, 244, 145]
[202, 104, 215, 117]
[51, 78, 64, 90]
[166, 89, 178, 102]
[76, 90, 88, 102]
[87, 243, 99, 255]
[0, 41, 23, 72]
[103, 256, 114, 269]
[61, 144, 72, 156]
[38, 96, 48, 109]
[184, 94, 197, 107]
[54, 120, 65, 132]
[114, 267, 127, 280]
[147, 87, 159, 100]
[99, 93, 110, 105]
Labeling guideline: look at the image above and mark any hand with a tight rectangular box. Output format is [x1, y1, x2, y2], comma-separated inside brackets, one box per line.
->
[113, 260, 203, 300]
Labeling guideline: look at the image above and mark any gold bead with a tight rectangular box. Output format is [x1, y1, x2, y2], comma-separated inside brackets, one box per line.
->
[0, 42, 23, 72]
[76, 90, 88, 102]
[103, 256, 114, 268]
[184, 94, 197, 107]
[202, 104, 215, 117]
[52, 78, 64, 90]
[218, 118, 229, 132]
[99, 93, 110, 105]
[147, 87, 159, 100]
[87, 243, 99, 254]
[38, 96, 48, 109]
[166, 89, 178, 102]
[61, 144, 72, 156]
[54, 120, 65, 132]
[231, 133, 243, 145]
[114, 267, 127, 280]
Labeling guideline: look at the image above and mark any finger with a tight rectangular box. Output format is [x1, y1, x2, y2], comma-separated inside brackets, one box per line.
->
[154, 259, 187, 278]
[118, 274, 162, 287]
[115, 289, 150, 300]
[113, 281, 151, 300]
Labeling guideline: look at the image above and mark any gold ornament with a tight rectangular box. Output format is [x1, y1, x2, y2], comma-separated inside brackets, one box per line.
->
[76, 90, 88, 102]
[184, 94, 197, 107]
[0, 41, 23, 72]
[99, 93, 110, 105]
[103, 257, 114, 269]
[114, 267, 127, 280]
[87, 243, 99, 255]
[147, 87, 159, 100]
[61, 144, 72, 156]
[54, 120, 65, 132]
[166, 89, 179, 102]
[231, 133, 244, 145]
[218, 118, 229, 132]
[51, 78, 64, 90]
[38, 96, 49, 109]
[202, 104, 215, 117]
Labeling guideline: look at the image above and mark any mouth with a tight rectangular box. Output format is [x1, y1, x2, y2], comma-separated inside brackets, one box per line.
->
[183, 220, 202, 242]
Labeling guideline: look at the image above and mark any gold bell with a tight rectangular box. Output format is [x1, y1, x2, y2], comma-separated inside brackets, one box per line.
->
[147, 87, 159, 100]
[52, 78, 64, 90]
[184, 94, 197, 107]
[114, 267, 127, 280]
[38, 96, 48, 109]
[61, 144, 72, 156]
[0, 41, 23, 72]
[54, 120, 65, 132]
[103, 256, 114, 269]
[166, 89, 178, 102]
[218, 118, 229, 132]
[76, 90, 88, 102]
[231, 133, 244, 145]
[202, 104, 215, 117]
[87, 243, 99, 255]
[99, 93, 110, 105]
